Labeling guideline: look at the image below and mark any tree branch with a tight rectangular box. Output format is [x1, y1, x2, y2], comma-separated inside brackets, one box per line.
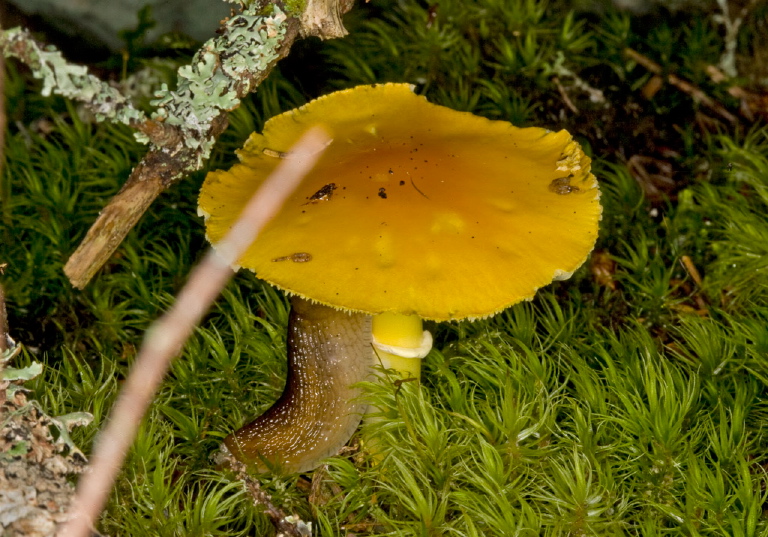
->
[1, 1, 354, 289]
[624, 47, 738, 124]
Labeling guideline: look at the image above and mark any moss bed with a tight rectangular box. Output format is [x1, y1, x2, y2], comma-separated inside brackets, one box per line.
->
[2, 0, 768, 534]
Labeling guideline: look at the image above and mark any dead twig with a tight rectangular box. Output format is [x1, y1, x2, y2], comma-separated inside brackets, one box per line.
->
[0, 0, 355, 290]
[66, 5, 298, 288]
[0, 14, 6, 357]
[706, 64, 768, 123]
[59, 128, 330, 537]
[680, 255, 703, 288]
[626, 154, 676, 201]
[679, 255, 709, 314]
[0, 284, 8, 355]
[0, 11, 6, 186]
[222, 454, 312, 537]
[62, 119, 228, 289]
[553, 76, 579, 114]
[624, 47, 738, 124]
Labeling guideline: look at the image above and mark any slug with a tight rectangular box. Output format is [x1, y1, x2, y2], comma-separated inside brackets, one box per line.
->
[224, 296, 373, 473]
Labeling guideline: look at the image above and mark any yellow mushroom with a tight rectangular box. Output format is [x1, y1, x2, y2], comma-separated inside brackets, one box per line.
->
[199, 83, 602, 473]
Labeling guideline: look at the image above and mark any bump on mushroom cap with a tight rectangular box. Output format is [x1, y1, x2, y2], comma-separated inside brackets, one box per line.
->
[200, 83, 602, 321]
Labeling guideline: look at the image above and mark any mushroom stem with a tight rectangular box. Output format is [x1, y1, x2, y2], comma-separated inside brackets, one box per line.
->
[224, 296, 373, 473]
[371, 313, 432, 380]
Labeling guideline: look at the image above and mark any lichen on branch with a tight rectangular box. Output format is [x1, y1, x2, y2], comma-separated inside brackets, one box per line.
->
[0, 1, 317, 289]
[148, 6, 290, 167]
[0, 27, 148, 128]
[0, 4, 292, 171]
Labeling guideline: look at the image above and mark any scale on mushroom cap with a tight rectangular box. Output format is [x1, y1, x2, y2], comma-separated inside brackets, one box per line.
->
[199, 83, 602, 473]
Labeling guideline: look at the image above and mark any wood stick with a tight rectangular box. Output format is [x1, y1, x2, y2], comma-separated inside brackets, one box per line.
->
[59, 127, 330, 537]
[624, 47, 738, 124]
[0, 13, 7, 230]
[0, 13, 6, 355]
[61, 11, 300, 288]
[0, 284, 7, 355]
[4, 0, 357, 290]
[63, 123, 227, 288]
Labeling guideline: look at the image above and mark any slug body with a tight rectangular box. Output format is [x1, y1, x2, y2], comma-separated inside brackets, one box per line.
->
[224, 296, 373, 473]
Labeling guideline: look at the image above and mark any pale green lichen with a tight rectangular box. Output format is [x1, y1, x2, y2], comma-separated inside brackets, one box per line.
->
[150, 4, 289, 168]
[0, 28, 148, 128]
[1, 3, 291, 174]
[1, 353, 93, 459]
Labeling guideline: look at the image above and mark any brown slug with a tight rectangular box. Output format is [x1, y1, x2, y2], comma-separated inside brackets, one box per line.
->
[223, 296, 373, 473]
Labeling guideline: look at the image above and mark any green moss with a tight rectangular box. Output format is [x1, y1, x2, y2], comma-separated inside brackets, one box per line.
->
[3, 0, 767, 534]
[281, 0, 308, 17]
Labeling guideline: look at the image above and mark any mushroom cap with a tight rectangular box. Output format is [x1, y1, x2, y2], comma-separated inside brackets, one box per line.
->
[199, 84, 601, 321]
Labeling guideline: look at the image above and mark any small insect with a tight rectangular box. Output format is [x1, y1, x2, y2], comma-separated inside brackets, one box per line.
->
[262, 148, 291, 158]
[272, 252, 313, 263]
[305, 183, 337, 204]
[549, 176, 579, 195]
[378, 187, 388, 199]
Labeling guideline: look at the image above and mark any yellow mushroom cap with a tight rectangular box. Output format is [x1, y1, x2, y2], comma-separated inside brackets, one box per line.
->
[199, 84, 602, 321]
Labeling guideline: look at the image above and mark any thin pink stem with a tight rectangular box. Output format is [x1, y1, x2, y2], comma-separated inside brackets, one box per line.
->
[58, 127, 330, 537]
